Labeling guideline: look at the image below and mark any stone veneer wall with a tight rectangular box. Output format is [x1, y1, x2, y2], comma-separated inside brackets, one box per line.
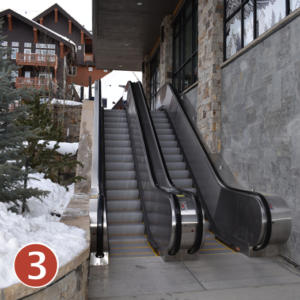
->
[159, 15, 173, 87]
[221, 11, 300, 265]
[197, 0, 224, 153]
[52, 104, 82, 143]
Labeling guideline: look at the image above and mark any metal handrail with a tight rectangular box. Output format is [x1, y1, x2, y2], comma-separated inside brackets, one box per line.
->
[135, 83, 204, 254]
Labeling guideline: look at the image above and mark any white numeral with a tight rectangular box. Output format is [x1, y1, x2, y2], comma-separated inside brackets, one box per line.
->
[28, 251, 46, 280]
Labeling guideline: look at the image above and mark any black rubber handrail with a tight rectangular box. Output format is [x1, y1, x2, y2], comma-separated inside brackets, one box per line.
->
[166, 83, 272, 251]
[96, 80, 106, 258]
[135, 82, 203, 254]
[129, 82, 181, 255]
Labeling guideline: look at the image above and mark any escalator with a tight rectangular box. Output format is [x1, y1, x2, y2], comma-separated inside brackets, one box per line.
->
[90, 81, 205, 265]
[104, 109, 156, 258]
[149, 83, 292, 256]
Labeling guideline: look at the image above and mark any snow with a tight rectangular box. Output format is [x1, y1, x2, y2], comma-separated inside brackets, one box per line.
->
[0, 173, 87, 289]
[23, 141, 79, 156]
[40, 141, 78, 156]
[51, 99, 83, 106]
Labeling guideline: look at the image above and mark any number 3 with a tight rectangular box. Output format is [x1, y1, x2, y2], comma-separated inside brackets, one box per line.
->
[28, 251, 46, 280]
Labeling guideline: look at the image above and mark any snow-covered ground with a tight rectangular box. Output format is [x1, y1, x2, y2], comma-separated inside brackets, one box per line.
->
[0, 173, 87, 289]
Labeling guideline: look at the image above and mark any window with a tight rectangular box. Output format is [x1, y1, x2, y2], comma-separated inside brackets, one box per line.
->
[1, 41, 7, 59]
[68, 66, 77, 76]
[78, 45, 82, 50]
[24, 42, 32, 48]
[172, 0, 198, 93]
[225, 1, 292, 60]
[88, 67, 93, 71]
[11, 42, 19, 47]
[150, 48, 160, 109]
[47, 44, 56, 49]
[11, 48, 19, 59]
[11, 70, 18, 83]
[102, 98, 107, 108]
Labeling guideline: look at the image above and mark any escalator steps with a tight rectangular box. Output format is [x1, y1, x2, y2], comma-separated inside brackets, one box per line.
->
[104, 110, 157, 259]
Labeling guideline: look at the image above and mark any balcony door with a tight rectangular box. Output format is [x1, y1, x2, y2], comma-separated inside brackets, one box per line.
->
[25, 71, 31, 84]
[24, 49, 31, 62]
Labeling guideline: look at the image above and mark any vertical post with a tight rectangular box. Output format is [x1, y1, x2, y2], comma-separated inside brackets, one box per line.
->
[54, 8, 58, 23]
[8, 14, 13, 31]
[81, 31, 84, 44]
[89, 76, 92, 100]
[80, 86, 84, 102]
[22, 157, 29, 213]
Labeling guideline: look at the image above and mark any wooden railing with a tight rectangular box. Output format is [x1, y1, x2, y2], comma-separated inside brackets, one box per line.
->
[15, 77, 57, 90]
[84, 53, 93, 62]
[16, 53, 58, 68]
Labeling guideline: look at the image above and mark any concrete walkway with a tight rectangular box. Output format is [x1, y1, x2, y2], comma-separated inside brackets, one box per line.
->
[88, 253, 300, 300]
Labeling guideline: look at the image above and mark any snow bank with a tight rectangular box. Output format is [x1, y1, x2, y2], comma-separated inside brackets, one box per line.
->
[23, 141, 78, 156]
[40, 141, 78, 156]
[51, 99, 83, 106]
[0, 173, 87, 289]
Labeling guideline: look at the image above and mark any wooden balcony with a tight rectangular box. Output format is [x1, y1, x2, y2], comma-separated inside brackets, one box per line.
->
[84, 53, 93, 62]
[15, 77, 57, 90]
[16, 53, 58, 68]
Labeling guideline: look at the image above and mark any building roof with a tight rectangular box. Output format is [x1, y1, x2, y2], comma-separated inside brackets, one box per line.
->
[33, 3, 93, 39]
[0, 9, 76, 49]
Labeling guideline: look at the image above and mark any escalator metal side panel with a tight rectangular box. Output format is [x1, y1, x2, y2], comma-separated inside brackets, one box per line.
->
[154, 83, 291, 255]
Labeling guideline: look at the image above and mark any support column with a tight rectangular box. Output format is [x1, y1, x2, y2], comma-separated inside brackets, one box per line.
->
[60, 42, 64, 58]
[68, 20, 72, 34]
[159, 15, 173, 87]
[54, 8, 58, 23]
[81, 31, 84, 44]
[142, 55, 151, 108]
[33, 28, 38, 44]
[197, 0, 224, 153]
[39, 18, 44, 25]
[7, 14, 13, 31]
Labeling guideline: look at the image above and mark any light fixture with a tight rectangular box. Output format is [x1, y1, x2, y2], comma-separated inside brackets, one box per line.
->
[124, 44, 129, 46]
[119, 65, 122, 67]
[137, 2, 142, 5]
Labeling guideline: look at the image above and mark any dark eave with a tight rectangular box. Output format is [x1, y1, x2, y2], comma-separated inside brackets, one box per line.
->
[33, 3, 93, 39]
[92, 0, 181, 71]
[0, 9, 75, 49]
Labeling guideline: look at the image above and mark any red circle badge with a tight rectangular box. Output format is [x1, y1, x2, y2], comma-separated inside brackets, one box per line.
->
[14, 243, 59, 288]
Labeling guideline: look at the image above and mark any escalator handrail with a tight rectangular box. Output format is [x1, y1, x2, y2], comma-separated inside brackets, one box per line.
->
[133, 82, 203, 254]
[157, 83, 272, 251]
[96, 80, 106, 258]
[127, 82, 181, 255]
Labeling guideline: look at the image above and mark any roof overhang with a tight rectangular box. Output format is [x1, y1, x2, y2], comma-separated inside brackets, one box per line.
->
[92, 0, 181, 71]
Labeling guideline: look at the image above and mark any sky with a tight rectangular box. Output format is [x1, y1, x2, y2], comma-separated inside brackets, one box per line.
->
[0, 0, 92, 31]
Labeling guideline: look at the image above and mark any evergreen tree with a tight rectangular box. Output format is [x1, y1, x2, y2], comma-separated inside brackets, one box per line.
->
[0, 20, 49, 212]
[271, 10, 276, 27]
[16, 92, 85, 188]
